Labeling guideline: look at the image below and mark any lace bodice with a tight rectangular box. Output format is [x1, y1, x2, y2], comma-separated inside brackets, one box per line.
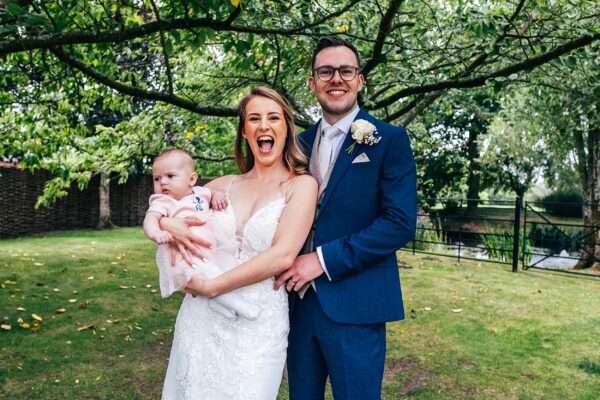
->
[236, 198, 286, 261]
[162, 194, 289, 400]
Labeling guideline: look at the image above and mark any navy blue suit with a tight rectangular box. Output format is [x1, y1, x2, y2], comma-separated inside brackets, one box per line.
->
[287, 109, 416, 399]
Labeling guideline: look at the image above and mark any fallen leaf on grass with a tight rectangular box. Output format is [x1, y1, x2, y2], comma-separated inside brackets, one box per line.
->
[16, 307, 25, 311]
[55, 308, 66, 314]
[119, 285, 129, 289]
[68, 299, 78, 303]
[1, 324, 11, 331]
[424, 307, 432, 311]
[87, 276, 94, 280]
[34, 262, 44, 266]
[4, 280, 16, 285]
[452, 308, 463, 313]
[77, 324, 95, 332]
[52, 288, 60, 292]
[31, 313, 43, 322]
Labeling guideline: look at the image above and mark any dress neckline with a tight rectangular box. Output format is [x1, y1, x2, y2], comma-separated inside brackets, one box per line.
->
[225, 176, 286, 237]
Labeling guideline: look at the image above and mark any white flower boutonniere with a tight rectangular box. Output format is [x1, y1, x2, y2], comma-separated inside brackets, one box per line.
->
[346, 119, 381, 154]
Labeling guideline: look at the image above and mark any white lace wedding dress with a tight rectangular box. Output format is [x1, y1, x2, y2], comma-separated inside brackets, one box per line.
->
[162, 197, 289, 400]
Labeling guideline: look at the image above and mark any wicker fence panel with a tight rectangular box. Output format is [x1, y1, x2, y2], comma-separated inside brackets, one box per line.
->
[0, 165, 153, 238]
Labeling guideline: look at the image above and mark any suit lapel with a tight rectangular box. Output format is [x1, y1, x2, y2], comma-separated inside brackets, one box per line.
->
[318, 109, 371, 213]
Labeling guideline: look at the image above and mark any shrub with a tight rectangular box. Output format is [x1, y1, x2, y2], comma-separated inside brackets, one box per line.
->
[540, 190, 583, 218]
[442, 199, 460, 215]
[528, 223, 582, 253]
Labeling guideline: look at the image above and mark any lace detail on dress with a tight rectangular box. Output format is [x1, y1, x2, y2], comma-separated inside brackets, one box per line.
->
[162, 192, 289, 400]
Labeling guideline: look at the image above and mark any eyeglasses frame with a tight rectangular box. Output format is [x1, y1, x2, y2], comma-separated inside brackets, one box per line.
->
[313, 65, 361, 82]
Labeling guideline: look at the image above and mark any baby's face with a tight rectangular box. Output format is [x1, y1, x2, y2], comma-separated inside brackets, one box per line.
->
[152, 155, 196, 200]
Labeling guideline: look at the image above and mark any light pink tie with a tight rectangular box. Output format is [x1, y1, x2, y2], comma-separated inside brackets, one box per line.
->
[318, 126, 341, 183]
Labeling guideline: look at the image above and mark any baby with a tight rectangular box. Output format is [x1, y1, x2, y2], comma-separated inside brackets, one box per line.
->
[143, 148, 259, 320]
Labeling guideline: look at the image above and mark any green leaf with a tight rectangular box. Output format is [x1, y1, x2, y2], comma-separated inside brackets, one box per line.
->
[6, 3, 27, 17]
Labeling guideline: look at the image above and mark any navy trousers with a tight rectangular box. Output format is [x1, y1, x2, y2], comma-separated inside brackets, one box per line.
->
[287, 289, 386, 400]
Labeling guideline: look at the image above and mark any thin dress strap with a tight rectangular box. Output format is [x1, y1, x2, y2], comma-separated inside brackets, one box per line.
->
[225, 175, 238, 198]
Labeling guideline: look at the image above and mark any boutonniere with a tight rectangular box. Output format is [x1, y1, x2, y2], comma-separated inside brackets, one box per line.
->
[346, 119, 381, 154]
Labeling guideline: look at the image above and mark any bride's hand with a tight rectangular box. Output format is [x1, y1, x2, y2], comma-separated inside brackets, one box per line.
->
[159, 217, 212, 266]
[185, 275, 219, 298]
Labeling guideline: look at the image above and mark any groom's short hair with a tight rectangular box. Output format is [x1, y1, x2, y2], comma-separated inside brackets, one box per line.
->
[311, 36, 361, 71]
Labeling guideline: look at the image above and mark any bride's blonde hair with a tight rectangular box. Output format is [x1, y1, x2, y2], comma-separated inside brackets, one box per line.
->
[235, 86, 308, 175]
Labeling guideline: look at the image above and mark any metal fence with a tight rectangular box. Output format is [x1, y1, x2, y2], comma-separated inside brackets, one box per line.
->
[402, 197, 600, 279]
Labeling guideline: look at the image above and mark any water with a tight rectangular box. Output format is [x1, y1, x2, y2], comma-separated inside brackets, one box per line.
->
[441, 243, 579, 270]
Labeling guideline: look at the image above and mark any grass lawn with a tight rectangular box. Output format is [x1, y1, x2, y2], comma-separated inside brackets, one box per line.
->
[1, 228, 599, 399]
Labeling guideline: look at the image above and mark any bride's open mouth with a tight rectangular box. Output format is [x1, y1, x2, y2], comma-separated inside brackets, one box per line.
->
[257, 135, 275, 154]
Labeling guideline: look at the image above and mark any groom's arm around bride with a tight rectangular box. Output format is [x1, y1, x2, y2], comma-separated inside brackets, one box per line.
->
[275, 36, 416, 400]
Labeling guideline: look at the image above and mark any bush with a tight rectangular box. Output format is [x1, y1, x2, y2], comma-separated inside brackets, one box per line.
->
[442, 199, 460, 214]
[540, 190, 583, 218]
[528, 223, 582, 253]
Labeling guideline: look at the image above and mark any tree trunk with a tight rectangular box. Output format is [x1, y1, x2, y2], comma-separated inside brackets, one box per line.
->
[97, 173, 115, 229]
[466, 128, 481, 214]
[575, 126, 600, 269]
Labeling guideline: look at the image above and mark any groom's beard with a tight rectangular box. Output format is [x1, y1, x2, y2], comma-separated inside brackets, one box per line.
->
[320, 99, 358, 120]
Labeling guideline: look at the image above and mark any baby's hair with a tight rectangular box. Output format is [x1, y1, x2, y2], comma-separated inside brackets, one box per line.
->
[154, 148, 196, 171]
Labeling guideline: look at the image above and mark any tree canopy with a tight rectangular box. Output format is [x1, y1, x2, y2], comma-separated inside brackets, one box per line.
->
[1, 0, 599, 206]
[2, 0, 598, 125]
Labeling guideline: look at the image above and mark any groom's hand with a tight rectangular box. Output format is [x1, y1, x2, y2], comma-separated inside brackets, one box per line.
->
[274, 252, 323, 292]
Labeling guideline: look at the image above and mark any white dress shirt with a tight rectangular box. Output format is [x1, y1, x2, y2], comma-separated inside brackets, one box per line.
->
[305, 106, 360, 295]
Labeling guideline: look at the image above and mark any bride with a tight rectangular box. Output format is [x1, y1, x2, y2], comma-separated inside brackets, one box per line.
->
[159, 86, 317, 399]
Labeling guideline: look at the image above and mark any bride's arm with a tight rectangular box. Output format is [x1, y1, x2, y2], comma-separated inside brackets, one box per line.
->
[188, 174, 318, 298]
[159, 175, 234, 264]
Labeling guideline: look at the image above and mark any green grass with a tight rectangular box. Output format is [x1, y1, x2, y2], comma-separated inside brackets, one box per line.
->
[1, 228, 599, 399]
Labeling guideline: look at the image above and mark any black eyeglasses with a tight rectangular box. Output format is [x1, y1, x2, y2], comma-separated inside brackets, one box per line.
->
[314, 65, 360, 81]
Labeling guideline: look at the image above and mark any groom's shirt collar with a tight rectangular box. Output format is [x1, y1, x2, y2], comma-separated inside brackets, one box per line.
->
[320, 106, 360, 135]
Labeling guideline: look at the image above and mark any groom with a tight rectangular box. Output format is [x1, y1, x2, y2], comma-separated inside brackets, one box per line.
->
[275, 37, 416, 399]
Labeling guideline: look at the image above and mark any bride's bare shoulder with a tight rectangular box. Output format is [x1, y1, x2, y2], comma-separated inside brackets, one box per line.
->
[285, 174, 318, 198]
[204, 174, 238, 192]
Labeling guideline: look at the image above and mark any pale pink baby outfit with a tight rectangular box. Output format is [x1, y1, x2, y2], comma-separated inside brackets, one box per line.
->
[147, 186, 260, 320]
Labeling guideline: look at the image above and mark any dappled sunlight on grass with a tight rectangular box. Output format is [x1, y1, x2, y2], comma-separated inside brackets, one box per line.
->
[1, 229, 599, 399]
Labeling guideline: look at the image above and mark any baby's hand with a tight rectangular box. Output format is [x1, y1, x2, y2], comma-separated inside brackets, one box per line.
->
[210, 191, 228, 211]
[152, 231, 173, 245]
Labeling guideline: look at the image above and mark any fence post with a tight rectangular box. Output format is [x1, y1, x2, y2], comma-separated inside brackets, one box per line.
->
[521, 200, 528, 269]
[512, 196, 522, 272]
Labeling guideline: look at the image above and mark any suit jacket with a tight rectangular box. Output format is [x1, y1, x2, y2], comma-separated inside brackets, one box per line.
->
[298, 108, 416, 324]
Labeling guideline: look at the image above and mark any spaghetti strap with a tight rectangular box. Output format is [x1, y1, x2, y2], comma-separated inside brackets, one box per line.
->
[225, 175, 238, 198]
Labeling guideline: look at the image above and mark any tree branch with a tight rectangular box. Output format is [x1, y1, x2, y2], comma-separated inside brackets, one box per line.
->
[50, 47, 237, 117]
[195, 155, 235, 162]
[149, 0, 174, 94]
[0, 0, 362, 57]
[371, 33, 600, 109]
[361, 0, 405, 78]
